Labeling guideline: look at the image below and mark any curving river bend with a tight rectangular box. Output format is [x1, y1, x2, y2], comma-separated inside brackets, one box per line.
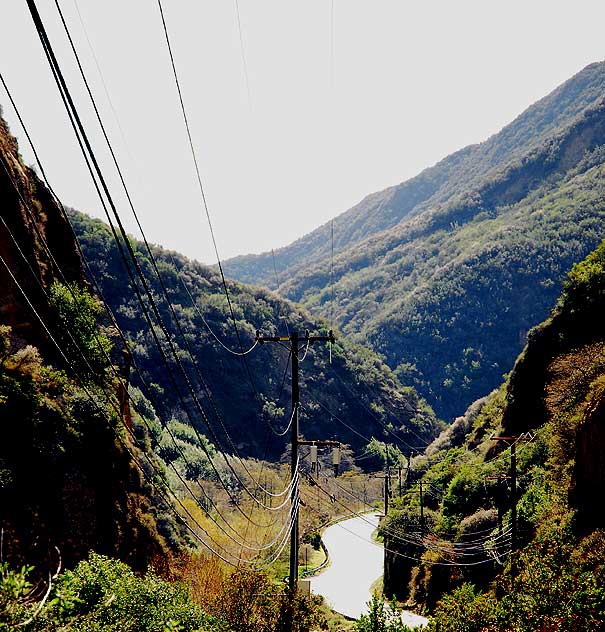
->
[310, 513, 428, 627]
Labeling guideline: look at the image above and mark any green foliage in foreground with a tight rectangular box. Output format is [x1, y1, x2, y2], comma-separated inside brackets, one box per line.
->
[426, 527, 605, 632]
[376, 239, 605, 630]
[49, 280, 112, 380]
[0, 298, 181, 569]
[355, 594, 414, 632]
[0, 554, 218, 632]
[0, 554, 324, 632]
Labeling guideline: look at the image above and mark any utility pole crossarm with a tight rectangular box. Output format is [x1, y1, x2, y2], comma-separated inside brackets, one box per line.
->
[255, 330, 335, 345]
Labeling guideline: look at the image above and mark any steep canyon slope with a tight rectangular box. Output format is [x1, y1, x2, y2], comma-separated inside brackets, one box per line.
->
[380, 238, 605, 630]
[224, 61, 605, 421]
[0, 113, 174, 572]
[68, 209, 440, 460]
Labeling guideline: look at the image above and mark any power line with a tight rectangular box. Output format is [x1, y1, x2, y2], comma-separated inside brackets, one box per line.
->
[71, 0, 135, 168]
[233, 0, 252, 109]
[0, 157, 296, 553]
[154, 0, 252, 366]
[26, 0, 284, 526]
[328, 355, 432, 450]
[52, 0, 293, 509]
[0, 67, 298, 560]
[0, 248, 253, 565]
[0, 147, 298, 557]
[329, 0, 335, 89]
[312, 477, 509, 566]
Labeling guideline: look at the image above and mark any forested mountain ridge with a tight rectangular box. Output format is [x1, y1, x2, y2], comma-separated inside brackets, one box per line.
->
[225, 61, 605, 421]
[224, 61, 605, 287]
[68, 209, 440, 460]
[381, 238, 605, 630]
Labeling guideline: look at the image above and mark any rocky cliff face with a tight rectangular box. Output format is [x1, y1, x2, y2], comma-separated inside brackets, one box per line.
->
[0, 114, 82, 353]
[0, 113, 173, 574]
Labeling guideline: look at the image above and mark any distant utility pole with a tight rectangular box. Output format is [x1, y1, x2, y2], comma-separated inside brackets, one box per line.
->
[256, 329, 335, 595]
[376, 454, 392, 515]
[391, 481, 425, 534]
[491, 435, 533, 553]
[398, 466, 402, 498]
[374, 472, 390, 516]
[378, 446, 410, 516]
[419, 479, 425, 534]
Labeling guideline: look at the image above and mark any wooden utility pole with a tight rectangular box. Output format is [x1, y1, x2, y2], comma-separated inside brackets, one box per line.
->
[290, 330, 299, 593]
[486, 475, 510, 539]
[385, 444, 391, 515]
[374, 472, 390, 516]
[384, 469, 390, 516]
[419, 479, 425, 534]
[256, 329, 335, 594]
[398, 466, 402, 498]
[491, 435, 532, 552]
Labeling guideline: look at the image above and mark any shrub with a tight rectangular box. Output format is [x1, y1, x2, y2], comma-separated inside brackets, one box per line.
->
[355, 593, 415, 632]
[0, 554, 219, 631]
[49, 281, 112, 380]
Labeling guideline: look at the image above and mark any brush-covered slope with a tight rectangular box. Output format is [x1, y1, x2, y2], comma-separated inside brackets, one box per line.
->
[69, 210, 440, 460]
[225, 62, 605, 287]
[226, 61, 605, 421]
[0, 114, 177, 573]
[381, 240, 605, 629]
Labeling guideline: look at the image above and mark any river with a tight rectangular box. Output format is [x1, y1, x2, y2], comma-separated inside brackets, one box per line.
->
[310, 513, 428, 627]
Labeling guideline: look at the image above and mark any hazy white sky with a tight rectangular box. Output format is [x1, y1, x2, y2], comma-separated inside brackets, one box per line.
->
[2, 0, 605, 264]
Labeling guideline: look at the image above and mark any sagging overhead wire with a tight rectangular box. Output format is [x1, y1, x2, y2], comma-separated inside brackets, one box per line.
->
[69, 0, 259, 364]
[304, 397, 424, 456]
[0, 248, 250, 565]
[57, 0, 258, 371]
[9, 1, 295, 561]
[155, 2, 298, 447]
[233, 0, 252, 109]
[0, 152, 297, 552]
[157, 0, 300, 460]
[154, 0, 253, 367]
[55, 0, 286, 515]
[311, 476, 510, 566]
[300, 397, 529, 539]
[71, 0, 134, 167]
[1, 65, 292, 534]
[0, 72, 268, 543]
[168, 253, 259, 356]
[329, 359, 431, 450]
[26, 0, 284, 526]
[329, 475, 511, 553]
[0, 126, 287, 553]
[52, 0, 277, 506]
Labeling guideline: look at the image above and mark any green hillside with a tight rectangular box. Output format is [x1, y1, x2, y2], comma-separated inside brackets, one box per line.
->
[224, 62, 605, 287]
[68, 210, 440, 460]
[224, 61, 605, 421]
[0, 114, 179, 574]
[378, 238, 605, 630]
